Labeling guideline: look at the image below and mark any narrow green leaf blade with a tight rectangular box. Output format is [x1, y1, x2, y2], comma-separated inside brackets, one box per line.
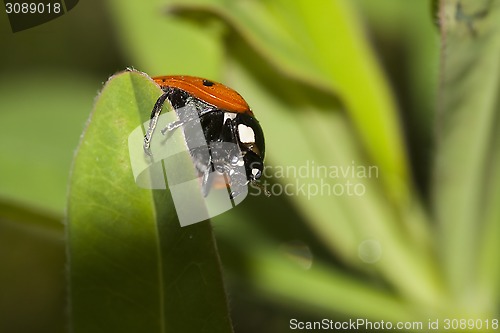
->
[435, 0, 500, 312]
[225, 52, 442, 309]
[168, 0, 410, 203]
[214, 212, 423, 324]
[66, 70, 233, 333]
[477, 108, 500, 309]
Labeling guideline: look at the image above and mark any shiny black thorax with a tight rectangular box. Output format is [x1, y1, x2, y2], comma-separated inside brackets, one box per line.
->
[162, 87, 265, 187]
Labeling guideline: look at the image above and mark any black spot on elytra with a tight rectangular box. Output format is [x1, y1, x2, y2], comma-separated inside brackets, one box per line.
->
[202, 79, 214, 87]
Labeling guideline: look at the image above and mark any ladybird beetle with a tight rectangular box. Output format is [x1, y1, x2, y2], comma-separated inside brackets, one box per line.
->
[143, 75, 268, 198]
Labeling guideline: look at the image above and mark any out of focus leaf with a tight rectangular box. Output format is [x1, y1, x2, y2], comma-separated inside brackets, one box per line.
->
[168, 0, 410, 204]
[66, 70, 233, 333]
[434, 0, 500, 313]
[477, 111, 500, 305]
[215, 214, 421, 323]
[0, 200, 65, 333]
[105, 0, 223, 78]
[0, 71, 96, 214]
[223, 45, 442, 311]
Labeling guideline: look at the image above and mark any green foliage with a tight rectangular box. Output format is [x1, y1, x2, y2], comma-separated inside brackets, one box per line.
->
[66, 71, 233, 333]
[0, 72, 95, 213]
[1, 0, 500, 332]
[434, 0, 500, 313]
[0, 201, 65, 333]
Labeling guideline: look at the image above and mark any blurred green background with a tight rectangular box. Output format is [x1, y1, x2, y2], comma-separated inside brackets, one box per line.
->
[1, 0, 499, 332]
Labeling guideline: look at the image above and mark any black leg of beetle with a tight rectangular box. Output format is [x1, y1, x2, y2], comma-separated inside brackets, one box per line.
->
[225, 173, 238, 201]
[201, 166, 215, 197]
[188, 144, 214, 197]
[219, 117, 248, 199]
[144, 92, 170, 155]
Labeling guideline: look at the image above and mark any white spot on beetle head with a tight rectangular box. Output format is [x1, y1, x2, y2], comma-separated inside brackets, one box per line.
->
[251, 168, 260, 177]
[238, 124, 255, 143]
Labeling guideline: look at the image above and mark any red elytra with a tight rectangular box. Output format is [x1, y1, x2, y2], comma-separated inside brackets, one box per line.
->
[152, 75, 253, 116]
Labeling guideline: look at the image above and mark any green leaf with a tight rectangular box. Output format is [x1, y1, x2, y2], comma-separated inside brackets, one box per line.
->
[223, 47, 442, 311]
[477, 108, 500, 307]
[167, 0, 410, 204]
[145, 0, 441, 309]
[434, 0, 500, 312]
[66, 70, 233, 333]
[0, 71, 96, 214]
[214, 209, 422, 324]
[106, 0, 223, 79]
[0, 200, 65, 333]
